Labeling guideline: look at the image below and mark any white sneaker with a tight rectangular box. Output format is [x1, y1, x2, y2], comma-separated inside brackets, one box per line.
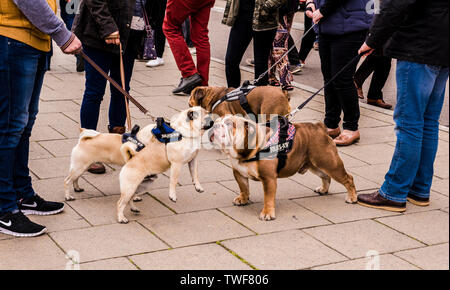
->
[146, 58, 164, 67]
[189, 47, 196, 55]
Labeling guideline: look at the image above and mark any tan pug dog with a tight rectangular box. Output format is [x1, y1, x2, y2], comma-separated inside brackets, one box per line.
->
[117, 107, 213, 224]
[64, 124, 156, 201]
[208, 115, 357, 221]
[189, 86, 291, 120]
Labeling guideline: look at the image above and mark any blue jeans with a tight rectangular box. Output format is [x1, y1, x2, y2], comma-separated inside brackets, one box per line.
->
[380, 61, 449, 203]
[0, 36, 49, 214]
[80, 45, 136, 130]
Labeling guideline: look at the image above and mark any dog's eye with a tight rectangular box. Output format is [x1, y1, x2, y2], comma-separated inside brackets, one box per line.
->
[187, 110, 198, 121]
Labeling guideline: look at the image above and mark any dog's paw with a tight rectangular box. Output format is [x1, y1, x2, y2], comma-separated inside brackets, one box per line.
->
[233, 195, 249, 206]
[65, 195, 76, 201]
[133, 196, 143, 202]
[345, 196, 358, 204]
[169, 194, 177, 203]
[74, 188, 84, 193]
[259, 208, 276, 221]
[118, 216, 129, 224]
[314, 186, 329, 195]
[195, 185, 204, 193]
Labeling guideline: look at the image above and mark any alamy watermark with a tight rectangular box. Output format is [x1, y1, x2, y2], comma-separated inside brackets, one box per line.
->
[366, 0, 381, 15]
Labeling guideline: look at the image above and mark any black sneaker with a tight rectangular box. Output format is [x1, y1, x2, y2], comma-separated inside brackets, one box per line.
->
[19, 194, 65, 216]
[0, 211, 47, 237]
[172, 73, 203, 95]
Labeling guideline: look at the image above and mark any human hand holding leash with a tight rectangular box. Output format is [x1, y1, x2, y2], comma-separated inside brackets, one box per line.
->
[305, 0, 315, 18]
[62, 34, 82, 54]
[359, 42, 374, 57]
[312, 9, 323, 24]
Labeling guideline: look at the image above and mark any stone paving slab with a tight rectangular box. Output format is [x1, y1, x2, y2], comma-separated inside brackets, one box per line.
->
[33, 177, 104, 202]
[139, 210, 254, 248]
[219, 200, 330, 234]
[29, 157, 71, 179]
[376, 211, 449, 245]
[394, 243, 449, 270]
[50, 222, 168, 263]
[303, 220, 424, 259]
[293, 193, 400, 224]
[80, 257, 138, 270]
[130, 244, 252, 270]
[39, 139, 78, 157]
[312, 254, 420, 270]
[432, 178, 449, 196]
[28, 205, 90, 233]
[67, 195, 174, 226]
[221, 230, 348, 270]
[0, 235, 66, 270]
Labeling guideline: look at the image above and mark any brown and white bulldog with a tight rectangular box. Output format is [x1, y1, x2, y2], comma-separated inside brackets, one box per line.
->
[208, 115, 357, 221]
[189, 86, 291, 121]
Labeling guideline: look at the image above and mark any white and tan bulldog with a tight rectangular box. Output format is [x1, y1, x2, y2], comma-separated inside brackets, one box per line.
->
[117, 107, 213, 223]
[208, 115, 357, 221]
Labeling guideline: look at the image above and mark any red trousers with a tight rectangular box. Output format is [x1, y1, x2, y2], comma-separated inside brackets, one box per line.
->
[163, 0, 215, 86]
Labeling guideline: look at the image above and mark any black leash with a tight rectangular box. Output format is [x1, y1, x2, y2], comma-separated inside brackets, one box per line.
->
[287, 50, 369, 119]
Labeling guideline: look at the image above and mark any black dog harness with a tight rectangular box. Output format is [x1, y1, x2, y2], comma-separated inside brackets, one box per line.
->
[151, 117, 183, 144]
[122, 125, 146, 152]
[211, 81, 257, 116]
[244, 117, 296, 173]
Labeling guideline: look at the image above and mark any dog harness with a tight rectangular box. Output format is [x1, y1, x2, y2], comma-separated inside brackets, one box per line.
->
[122, 125, 146, 152]
[244, 117, 296, 173]
[210, 81, 257, 116]
[151, 117, 183, 144]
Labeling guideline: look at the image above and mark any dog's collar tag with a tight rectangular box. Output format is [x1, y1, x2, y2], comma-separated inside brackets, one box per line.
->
[122, 125, 146, 152]
[152, 117, 183, 144]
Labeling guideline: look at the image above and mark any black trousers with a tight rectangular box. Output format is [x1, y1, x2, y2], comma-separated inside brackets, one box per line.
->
[319, 30, 366, 131]
[354, 53, 392, 100]
[225, 6, 276, 88]
[154, 0, 167, 58]
[288, 12, 316, 65]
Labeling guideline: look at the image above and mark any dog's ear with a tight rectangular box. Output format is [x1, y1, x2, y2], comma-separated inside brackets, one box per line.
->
[189, 87, 207, 107]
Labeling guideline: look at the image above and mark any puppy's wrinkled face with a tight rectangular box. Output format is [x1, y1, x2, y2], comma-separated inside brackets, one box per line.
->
[170, 106, 212, 138]
[209, 116, 258, 158]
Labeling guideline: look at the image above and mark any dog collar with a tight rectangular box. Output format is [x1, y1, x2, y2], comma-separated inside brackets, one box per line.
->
[152, 117, 183, 144]
[122, 125, 146, 152]
[211, 81, 256, 116]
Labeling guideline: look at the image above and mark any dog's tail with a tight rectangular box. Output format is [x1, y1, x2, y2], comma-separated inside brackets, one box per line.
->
[120, 143, 138, 163]
[79, 128, 101, 141]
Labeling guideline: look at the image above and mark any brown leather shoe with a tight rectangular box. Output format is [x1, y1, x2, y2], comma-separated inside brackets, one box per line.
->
[357, 191, 406, 212]
[334, 130, 360, 146]
[108, 126, 126, 134]
[367, 99, 392, 109]
[87, 162, 106, 174]
[407, 193, 430, 207]
[327, 127, 341, 139]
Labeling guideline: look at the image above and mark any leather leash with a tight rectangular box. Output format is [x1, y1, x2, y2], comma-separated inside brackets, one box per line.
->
[119, 42, 132, 131]
[78, 50, 155, 122]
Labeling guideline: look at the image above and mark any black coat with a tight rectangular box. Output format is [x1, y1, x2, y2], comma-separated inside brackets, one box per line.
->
[366, 0, 449, 67]
[73, 0, 136, 54]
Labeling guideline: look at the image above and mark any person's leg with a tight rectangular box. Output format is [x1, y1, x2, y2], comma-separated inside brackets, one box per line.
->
[0, 36, 41, 214]
[163, 0, 197, 79]
[287, 34, 300, 65]
[277, 13, 294, 88]
[14, 53, 49, 201]
[409, 66, 449, 199]
[319, 34, 341, 130]
[298, 14, 315, 63]
[367, 56, 392, 101]
[379, 61, 441, 203]
[189, 0, 214, 86]
[155, 18, 167, 58]
[225, 11, 253, 88]
[330, 31, 364, 132]
[353, 54, 376, 89]
[80, 46, 112, 130]
[253, 28, 277, 86]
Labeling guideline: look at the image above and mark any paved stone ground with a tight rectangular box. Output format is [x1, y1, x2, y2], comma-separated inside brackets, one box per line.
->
[0, 47, 448, 270]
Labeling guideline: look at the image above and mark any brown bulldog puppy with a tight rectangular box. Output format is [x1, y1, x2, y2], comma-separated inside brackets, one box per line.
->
[209, 115, 357, 221]
[189, 86, 291, 121]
